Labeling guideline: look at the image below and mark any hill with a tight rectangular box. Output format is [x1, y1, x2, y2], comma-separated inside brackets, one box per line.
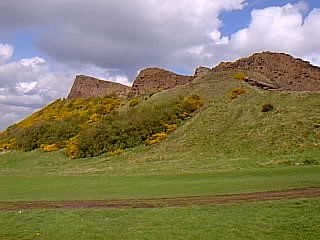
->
[0, 52, 320, 166]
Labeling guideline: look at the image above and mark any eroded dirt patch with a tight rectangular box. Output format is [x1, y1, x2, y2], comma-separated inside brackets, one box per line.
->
[1, 187, 319, 211]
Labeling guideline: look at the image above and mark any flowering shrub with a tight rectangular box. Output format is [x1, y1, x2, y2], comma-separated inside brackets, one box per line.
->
[183, 94, 204, 112]
[178, 112, 192, 120]
[230, 88, 247, 100]
[0, 139, 16, 151]
[0, 143, 14, 151]
[87, 113, 101, 123]
[163, 123, 177, 133]
[144, 132, 168, 145]
[40, 144, 59, 152]
[3, 93, 204, 158]
[66, 136, 80, 159]
[232, 72, 246, 80]
[128, 98, 140, 107]
[108, 148, 124, 156]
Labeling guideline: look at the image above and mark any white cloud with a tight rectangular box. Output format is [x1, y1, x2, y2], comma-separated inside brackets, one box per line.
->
[0, 43, 14, 63]
[15, 81, 38, 94]
[0, 0, 246, 76]
[201, 2, 320, 66]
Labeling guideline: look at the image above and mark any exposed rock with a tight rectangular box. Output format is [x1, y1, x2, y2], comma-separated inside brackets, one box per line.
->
[131, 68, 195, 95]
[244, 77, 279, 90]
[194, 66, 211, 78]
[68, 75, 131, 99]
[212, 51, 320, 91]
[68, 52, 320, 100]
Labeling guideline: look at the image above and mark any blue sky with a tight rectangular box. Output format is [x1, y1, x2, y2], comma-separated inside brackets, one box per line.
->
[0, 0, 320, 130]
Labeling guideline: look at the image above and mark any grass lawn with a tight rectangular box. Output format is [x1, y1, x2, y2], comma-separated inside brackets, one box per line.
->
[0, 198, 319, 240]
[0, 166, 319, 201]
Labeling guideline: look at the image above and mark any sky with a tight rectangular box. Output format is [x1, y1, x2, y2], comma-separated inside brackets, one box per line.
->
[0, 0, 320, 130]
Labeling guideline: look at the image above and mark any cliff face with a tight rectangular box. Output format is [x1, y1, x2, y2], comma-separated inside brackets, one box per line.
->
[67, 52, 320, 100]
[131, 68, 195, 95]
[68, 75, 131, 99]
[213, 52, 320, 91]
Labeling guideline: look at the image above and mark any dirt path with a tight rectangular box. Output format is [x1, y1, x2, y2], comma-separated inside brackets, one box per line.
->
[1, 187, 319, 211]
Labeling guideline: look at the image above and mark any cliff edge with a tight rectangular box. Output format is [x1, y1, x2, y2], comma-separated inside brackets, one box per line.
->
[68, 75, 131, 99]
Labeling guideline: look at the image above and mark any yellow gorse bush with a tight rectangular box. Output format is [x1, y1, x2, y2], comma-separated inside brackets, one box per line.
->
[128, 98, 140, 107]
[230, 88, 247, 100]
[66, 136, 80, 159]
[40, 144, 59, 152]
[184, 94, 204, 111]
[162, 123, 177, 133]
[232, 72, 246, 80]
[87, 113, 101, 124]
[144, 132, 168, 145]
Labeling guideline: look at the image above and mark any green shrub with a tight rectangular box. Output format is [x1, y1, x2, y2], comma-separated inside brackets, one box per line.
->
[261, 104, 274, 112]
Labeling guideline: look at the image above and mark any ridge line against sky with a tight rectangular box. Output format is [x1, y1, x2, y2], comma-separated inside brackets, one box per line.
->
[0, 0, 320, 130]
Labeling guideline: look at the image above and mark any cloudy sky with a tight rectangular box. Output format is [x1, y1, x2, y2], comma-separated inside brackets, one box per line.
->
[0, 0, 320, 130]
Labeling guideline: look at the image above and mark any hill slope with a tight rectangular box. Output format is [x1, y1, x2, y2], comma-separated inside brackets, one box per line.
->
[1, 68, 319, 175]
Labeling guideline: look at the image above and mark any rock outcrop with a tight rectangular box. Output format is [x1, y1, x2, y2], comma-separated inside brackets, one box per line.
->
[131, 68, 195, 95]
[68, 75, 131, 99]
[67, 52, 320, 99]
[194, 66, 211, 78]
[212, 51, 320, 91]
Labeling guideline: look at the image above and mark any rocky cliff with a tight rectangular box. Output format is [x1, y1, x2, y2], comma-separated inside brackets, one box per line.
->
[67, 52, 320, 99]
[213, 51, 320, 91]
[68, 75, 131, 99]
[131, 68, 195, 95]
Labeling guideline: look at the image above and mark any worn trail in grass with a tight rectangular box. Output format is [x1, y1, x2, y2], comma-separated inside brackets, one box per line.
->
[1, 187, 319, 211]
[1, 198, 319, 240]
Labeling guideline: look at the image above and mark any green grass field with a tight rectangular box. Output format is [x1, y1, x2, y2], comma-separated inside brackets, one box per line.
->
[0, 166, 319, 201]
[1, 199, 319, 240]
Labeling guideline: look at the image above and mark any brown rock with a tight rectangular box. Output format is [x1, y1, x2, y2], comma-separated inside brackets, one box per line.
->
[68, 75, 131, 99]
[212, 51, 320, 91]
[194, 66, 211, 78]
[131, 68, 195, 95]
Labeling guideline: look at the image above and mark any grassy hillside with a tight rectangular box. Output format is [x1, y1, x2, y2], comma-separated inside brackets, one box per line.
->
[0, 70, 320, 174]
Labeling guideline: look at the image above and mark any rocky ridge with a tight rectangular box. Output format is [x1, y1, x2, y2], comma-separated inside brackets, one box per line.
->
[212, 51, 320, 91]
[131, 68, 195, 95]
[68, 75, 131, 99]
[67, 52, 320, 99]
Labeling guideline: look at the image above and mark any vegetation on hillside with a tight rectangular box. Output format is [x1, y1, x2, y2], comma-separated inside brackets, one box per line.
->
[0, 93, 204, 159]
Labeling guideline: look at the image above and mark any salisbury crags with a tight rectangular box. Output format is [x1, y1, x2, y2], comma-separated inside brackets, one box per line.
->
[68, 67, 205, 99]
[67, 52, 320, 99]
[212, 51, 320, 91]
[68, 75, 131, 99]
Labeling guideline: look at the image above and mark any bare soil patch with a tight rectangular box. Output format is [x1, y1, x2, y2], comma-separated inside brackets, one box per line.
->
[1, 187, 319, 211]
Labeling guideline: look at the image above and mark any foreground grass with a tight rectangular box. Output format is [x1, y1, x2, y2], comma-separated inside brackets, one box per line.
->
[0, 198, 319, 240]
[0, 148, 320, 177]
[0, 166, 319, 201]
